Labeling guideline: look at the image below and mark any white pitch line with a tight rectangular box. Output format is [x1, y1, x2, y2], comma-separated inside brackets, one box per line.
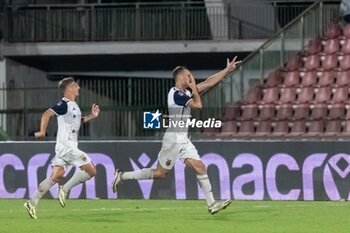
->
[1, 202, 349, 214]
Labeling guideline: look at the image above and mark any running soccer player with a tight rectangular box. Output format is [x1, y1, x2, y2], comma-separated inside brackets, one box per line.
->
[112, 57, 241, 214]
[24, 77, 100, 219]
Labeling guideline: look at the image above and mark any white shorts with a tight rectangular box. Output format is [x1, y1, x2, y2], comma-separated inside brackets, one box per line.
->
[158, 135, 200, 170]
[51, 148, 91, 168]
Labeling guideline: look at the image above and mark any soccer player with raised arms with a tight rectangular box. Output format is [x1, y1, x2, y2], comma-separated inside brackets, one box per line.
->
[24, 77, 100, 219]
[113, 57, 241, 214]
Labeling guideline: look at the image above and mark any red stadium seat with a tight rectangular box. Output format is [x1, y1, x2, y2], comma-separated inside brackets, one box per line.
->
[217, 121, 237, 137]
[328, 103, 346, 120]
[300, 71, 317, 87]
[264, 71, 282, 88]
[339, 55, 350, 70]
[324, 39, 340, 54]
[325, 23, 342, 39]
[341, 39, 350, 54]
[331, 87, 349, 103]
[304, 55, 320, 71]
[325, 120, 342, 135]
[290, 120, 307, 136]
[293, 104, 310, 120]
[310, 103, 327, 120]
[255, 121, 272, 136]
[296, 87, 314, 103]
[283, 71, 300, 87]
[240, 104, 258, 120]
[243, 86, 262, 104]
[314, 87, 332, 103]
[276, 104, 293, 120]
[223, 103, 241, 121]
[259, 104, 275, 121]
[260, 87, 279, 104]
[238, 121, 255, 136]
[307, 120, 324, 136]
[272, 121, 289, 136]
[279, 87, 297, 104]
[335, 70, 350, 86]
[321, 54, 338, 71]
[318, 71, 335, 87]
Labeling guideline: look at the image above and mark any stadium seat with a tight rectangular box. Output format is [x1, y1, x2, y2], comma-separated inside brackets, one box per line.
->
[217, 121, 237, 137]
[314, 87, 332, 103]
[264, 71, 282, 87]
[279, 87, 297, 104]
[286, 55, 303, 71]
[318, 71, 335, 87]
[300, 71, 317, 87]
[296, 87, 314, 103]
[304, 55, 320, 71]
[243, 86, 262, 104]
[283, 71, 300, 87]
[238, 121, 255, 136]
[324, 120, 342, 135]
[321, 54, 338, 70]
[335, 70, 350, 86]
[202, 127, 220, 138]
[325, 23, 342, 39]
[339, 55, 350, 70]
[305, 38, 322, 55]
[293, 104, 310, 120]
[272, 121, 289, 136]
[255, 121, 272, 136]
[310, 103, 327, 120]
[260, 87, 279, 104]
[343, 24, 350, 38]
[331, 87, 349, 103]
[307, 120, 324, 136]
[223, 102, 241, 121]
[276, 104, 293, 120]
[290, 120, 307, 136]
[324, 39, 340, 54]
[342, 120, 350, 135]
[328, 103, 346, 120]
[258, 104, 275, 121]
[240, 104, 258, 120]
[341, 39, 350, 54]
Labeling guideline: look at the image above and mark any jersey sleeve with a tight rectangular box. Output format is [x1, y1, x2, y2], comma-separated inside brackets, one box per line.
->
[174, 90, 192, 107]
[49, 100, 68, 115]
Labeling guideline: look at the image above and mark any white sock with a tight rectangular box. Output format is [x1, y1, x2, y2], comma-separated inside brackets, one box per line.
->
[122, 168, 153, 180]
[62, 170, 91, 193]
[30, 177, 55, 206]
[197, 174, 215, 206]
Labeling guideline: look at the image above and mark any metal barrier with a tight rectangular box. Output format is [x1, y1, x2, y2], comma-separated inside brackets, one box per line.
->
[201, 0, 340, 120]
[2, 1, 314, 42]
[0, 77, 213, 140]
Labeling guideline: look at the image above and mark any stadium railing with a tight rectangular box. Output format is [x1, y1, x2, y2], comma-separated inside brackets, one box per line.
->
[201, 0, 340, 121]
[2, 1, 314, 42]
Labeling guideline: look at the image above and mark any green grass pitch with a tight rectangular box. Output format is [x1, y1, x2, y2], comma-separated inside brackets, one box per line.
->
[1, 199, 350, 233]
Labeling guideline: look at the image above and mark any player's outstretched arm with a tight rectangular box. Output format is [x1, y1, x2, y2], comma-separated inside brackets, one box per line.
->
[34, 109, 55, 139]
[82, 103, 100, 123]
[187, 75, 202, 109]
[197, 57, 241, 94]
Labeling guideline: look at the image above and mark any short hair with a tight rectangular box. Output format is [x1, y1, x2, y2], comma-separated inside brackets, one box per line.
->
[58, 77, 75, 90]
[172, 66, 188, 80]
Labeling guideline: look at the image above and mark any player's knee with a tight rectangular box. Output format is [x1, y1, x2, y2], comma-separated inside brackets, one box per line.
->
[88, 167, 97, 177]
[51, 175, 63, 183]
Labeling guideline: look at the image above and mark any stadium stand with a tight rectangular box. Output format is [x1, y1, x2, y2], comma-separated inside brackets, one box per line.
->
[213, 21, 350, 137]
